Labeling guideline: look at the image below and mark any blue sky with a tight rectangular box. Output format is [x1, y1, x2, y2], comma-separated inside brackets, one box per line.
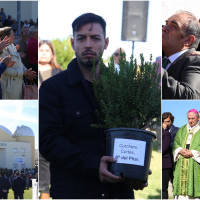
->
[162, 100, 200, 128]
[39, 0, 161, 63]
[0, 100, 38, 149]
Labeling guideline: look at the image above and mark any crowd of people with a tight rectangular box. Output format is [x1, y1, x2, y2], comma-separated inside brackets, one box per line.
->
[0, 7, 38, 100]
[0, 167, 38, 199]
[162, 110, 200, 199]
[0, 167, 38, 181]
[0, 8, 38, 45]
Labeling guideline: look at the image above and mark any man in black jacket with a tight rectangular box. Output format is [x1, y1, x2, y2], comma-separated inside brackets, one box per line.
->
[12, 172, 26, 199]
[0, 172, 10, 199]
[39, 13, 148, 199]
[162, 11, 200, 99]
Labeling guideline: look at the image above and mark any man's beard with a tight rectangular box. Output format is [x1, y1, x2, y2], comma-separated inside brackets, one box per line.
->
[77, 50, 99, 68]
[77, 57, 99, 68]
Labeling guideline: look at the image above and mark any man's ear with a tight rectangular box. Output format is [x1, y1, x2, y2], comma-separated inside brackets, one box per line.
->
[71, 38, 75, 50]
[184, 35, 195, 47]
[104, 37, 109, 50]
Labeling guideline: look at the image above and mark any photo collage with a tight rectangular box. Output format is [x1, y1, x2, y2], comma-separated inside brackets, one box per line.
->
[0, 0, 199, 199]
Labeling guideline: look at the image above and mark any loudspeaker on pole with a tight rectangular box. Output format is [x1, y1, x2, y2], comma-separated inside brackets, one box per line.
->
[121, 1, 149, 42]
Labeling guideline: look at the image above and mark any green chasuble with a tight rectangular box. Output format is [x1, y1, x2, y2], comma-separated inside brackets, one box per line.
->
[172, 124, 200, 197]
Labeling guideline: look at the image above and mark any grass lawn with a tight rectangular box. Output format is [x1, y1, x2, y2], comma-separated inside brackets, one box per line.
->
[134, 138, 161, 199]
[8, 187, 33, 199]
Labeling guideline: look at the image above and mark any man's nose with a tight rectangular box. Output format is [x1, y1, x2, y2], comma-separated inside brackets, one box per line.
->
[85, 38, 92, 49]
[162, 25, 169, 33]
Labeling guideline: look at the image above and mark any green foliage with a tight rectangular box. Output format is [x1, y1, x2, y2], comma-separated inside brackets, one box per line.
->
[92, 50, 161, 129]
[51, 36, 75, 70]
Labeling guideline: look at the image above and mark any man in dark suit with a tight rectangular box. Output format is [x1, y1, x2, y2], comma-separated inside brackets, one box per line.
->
[162, 127, 172, 199]
[39, 13, 149, 199]
[12, 172, 26, 199]
[0, 172, 10, 199]
[162, 11, 200, 99]
[3, 15, 12, 27]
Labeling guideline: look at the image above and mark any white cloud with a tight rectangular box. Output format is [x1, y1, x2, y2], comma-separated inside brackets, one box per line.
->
[22, 101, 38, 109]
[0, 100, 38, 127]
[0, 111, 38, 124]
[0, 100, 38, 109]
[0, 100, 22, 108]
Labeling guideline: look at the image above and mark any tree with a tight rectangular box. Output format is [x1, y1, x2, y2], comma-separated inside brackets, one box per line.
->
[51, 36, 75, 70]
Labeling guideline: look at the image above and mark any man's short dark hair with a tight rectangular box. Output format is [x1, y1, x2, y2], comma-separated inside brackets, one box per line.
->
[72, 13, 106, 38]
[177, 10, 200, 49]
[162, 112, 174, 123]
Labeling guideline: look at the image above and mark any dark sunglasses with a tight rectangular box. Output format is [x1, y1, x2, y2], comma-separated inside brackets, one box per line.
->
[113, 53, 119, 56]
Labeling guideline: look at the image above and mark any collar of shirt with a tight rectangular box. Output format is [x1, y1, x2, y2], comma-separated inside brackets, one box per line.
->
[165, 125, 172, 132]
[163, 49, 189, 71]
[114, 63, 120, 72]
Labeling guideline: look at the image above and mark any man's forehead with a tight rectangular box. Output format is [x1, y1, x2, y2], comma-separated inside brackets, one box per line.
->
[167, 13, 189, 26]
[188, 112, 197, 117]
[74, 23, 103, 35]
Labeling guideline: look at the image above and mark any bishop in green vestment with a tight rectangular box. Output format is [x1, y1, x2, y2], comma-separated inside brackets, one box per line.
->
[173, 109, 200, 199]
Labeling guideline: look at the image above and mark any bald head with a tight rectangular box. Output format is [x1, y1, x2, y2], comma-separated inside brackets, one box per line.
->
[113, 48, 125, 64]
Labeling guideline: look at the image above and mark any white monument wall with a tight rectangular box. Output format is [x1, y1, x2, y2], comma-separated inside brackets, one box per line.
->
[0, 141, 32, 170]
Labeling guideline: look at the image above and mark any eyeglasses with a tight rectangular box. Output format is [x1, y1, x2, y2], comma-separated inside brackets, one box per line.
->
[113, 53, 119, 56]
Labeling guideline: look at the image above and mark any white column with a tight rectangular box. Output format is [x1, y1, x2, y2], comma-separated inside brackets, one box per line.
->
[32, 179, 38, 199]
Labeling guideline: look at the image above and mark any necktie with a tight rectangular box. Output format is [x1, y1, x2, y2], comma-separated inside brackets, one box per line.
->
[162, 58, 171, 69]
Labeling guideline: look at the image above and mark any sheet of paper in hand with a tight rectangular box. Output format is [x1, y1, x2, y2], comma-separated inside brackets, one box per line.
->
[113, 138, 146, 166]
